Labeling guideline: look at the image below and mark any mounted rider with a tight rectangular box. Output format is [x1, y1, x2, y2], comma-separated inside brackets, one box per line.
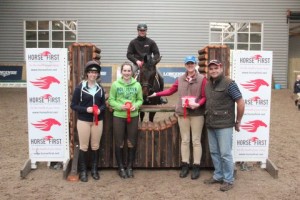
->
[127, 23, 166, 103]
[127, 23, 160, 74]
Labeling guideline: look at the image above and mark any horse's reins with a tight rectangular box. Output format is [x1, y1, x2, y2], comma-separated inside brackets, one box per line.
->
[134, 58, 161, 102]
[154, 73, 160, 90]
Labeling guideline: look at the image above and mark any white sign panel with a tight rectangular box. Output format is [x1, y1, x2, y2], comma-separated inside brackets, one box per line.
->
[232, 51, 272, 164]
[26, 48, 69, 164]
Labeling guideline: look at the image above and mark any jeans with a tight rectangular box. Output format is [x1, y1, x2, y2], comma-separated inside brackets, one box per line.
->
[207, 127, 234, 183]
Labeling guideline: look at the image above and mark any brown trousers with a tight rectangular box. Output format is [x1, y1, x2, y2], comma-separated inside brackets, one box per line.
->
[113, 116, 139, 148]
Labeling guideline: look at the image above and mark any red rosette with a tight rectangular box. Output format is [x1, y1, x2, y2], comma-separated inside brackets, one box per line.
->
[183, 99, 189, 119]
[93, 104, 99, 125]
[125, 102, 132, 123]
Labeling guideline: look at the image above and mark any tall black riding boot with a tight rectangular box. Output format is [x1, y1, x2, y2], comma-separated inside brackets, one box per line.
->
[126, 147, 136, 178]
[78, 150, 88, 182]
[191, 164, 201, 180]
[179, 162, 189, 178]
[91, 150, 100, 180]
[115, 147, 127, 179]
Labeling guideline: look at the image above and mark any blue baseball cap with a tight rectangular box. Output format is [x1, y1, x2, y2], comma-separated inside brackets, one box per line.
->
[184, 56, 197, 64]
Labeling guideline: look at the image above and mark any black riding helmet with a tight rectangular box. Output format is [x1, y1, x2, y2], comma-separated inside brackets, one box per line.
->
[84, 60, 101, 74]
[137, 23, 147, 31]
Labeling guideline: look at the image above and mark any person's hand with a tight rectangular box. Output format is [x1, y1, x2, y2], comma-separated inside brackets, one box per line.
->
[97, 109, 100, 115]
[235, 121, 241, 132]
[148, 92, 157, 98]
[122, 103, 133, 110]
[130, 106, 136, 111]
[136, 60, 143, 68]
[87, 107, 93, 113]
[188, 102, 199, 110]
[121, 104, 128, 110]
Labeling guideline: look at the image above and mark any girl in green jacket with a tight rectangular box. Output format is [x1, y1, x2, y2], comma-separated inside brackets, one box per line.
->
[108, 62, 143, 179]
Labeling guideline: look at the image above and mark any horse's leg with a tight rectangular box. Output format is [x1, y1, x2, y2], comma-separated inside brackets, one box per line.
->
[140, 112, 145, 122]
[149, 112, 156, 122]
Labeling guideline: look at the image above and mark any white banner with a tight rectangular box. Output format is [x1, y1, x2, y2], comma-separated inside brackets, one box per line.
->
[232, 51, 272, 165]
[26, 48, 69, 165]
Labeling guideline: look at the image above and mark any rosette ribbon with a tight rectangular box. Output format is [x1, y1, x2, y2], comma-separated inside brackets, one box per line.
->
[125, 102, 132, 123]
[183, 99, 189, 119]
[93, 104, 99, 125]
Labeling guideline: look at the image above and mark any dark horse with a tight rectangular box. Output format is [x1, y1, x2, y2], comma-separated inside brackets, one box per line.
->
[135, 54, 165, 122]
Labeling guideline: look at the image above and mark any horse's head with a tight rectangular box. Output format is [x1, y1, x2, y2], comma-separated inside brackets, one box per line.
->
[140, 54, 161, 97]
[137, 55, 164, 122]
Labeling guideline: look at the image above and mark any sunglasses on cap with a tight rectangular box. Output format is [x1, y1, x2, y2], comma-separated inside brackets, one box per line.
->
[186, 61, 195, 65]
[208, 60, 222, 66]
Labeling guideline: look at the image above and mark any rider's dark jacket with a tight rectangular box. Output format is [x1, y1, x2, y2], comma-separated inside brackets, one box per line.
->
[127, 36, 160, 64]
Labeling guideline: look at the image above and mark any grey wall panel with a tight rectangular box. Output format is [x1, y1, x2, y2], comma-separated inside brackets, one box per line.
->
[1, 0, 300, 87]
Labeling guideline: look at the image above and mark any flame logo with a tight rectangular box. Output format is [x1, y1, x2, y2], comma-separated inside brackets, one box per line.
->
[42, 94, 52, 99]
[44, 135, 53, 141]
[250, 96, 261, 101]
[241, 79, 269, 92]
[41, 51, 51, 56]
[30, 76, 60, 89]
[252, 54, 262, 60]
[250, 137, 259, 142]
[31, 118, 61, 131]
[240, 120, 267, 133]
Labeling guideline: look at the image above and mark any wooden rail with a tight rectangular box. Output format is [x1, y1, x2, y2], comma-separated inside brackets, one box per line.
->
[139, 105, 176, 112]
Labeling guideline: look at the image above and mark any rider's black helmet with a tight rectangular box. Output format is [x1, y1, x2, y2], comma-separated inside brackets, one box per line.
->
[137, 23, 147, 31]
[84, 60, 101, 74]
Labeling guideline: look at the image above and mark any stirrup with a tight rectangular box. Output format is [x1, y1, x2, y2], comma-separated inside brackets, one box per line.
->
[160, 97, 168, 104]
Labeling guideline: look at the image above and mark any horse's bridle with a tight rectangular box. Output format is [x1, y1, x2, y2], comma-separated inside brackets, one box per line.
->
[135, 68, 150, 88]
[142, 82, 154, 93]
[135, 69, 159, 93]
[134, 57, 161, 96]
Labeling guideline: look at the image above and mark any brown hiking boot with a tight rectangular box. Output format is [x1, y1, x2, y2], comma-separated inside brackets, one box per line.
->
[204, 177, 223, 184]
[220, 182, 234, 191]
